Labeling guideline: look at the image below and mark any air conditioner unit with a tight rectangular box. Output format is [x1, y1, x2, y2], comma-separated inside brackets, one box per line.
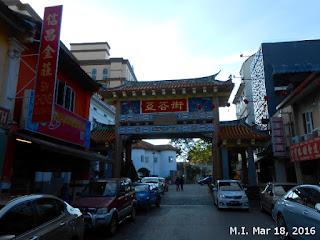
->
[313, 129, 320, 137]
[292, 136, 301, 144]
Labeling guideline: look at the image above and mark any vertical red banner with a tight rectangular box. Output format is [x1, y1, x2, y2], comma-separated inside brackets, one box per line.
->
[32, 5, 63, 123]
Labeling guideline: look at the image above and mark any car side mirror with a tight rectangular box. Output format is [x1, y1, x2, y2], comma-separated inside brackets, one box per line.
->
[315, 203, 320, 212]
[213, 187, 217, 191]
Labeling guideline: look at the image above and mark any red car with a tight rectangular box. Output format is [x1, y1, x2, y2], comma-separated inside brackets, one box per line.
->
[71, 178, 137, 236]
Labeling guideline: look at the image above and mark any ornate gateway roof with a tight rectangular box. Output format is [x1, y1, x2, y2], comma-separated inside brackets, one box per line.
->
[99, 73, 234, 107]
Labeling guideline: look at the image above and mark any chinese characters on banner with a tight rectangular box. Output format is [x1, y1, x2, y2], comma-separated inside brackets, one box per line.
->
[271, 117, 286, 157]
[141, 99, 187, 113]
[32, 5, 63, 123]
[290, 136, 320, 162]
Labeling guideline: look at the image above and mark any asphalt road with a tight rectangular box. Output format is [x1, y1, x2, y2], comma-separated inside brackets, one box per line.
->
[86, 184, 280, 240]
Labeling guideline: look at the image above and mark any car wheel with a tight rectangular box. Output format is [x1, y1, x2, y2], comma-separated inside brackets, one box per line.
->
[277, 214, 289, 240]
[130, 206, 136, 221]
[108, 215, 118, 236]
[155, 197, 161, 207]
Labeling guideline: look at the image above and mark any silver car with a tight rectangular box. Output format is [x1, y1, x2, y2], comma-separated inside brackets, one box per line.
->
[213, 180, 249, 210]
[260, 182, 297, 214]
[0, 194, 84, 240]
[272, 184, 320, 240]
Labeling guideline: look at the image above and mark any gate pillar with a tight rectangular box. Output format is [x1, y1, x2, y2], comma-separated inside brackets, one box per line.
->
[221, 146, 229, 179]
[113, 101, 122, 178]
[212, 96, 222, 181]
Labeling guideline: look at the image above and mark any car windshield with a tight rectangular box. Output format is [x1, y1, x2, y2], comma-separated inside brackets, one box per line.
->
[135, 185, 149, 192]
[141, 178, 159, 183]
[219, 182, 242, 191]
[81, 182, 117, 197]
[274, 185, 295, 196]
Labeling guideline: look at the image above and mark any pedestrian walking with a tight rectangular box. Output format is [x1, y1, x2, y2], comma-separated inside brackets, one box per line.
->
[180, 176, 184, 191]
[175, 177, 180, 191]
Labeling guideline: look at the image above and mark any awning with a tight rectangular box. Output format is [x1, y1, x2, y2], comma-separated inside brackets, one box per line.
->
[15, 133, 113, 163]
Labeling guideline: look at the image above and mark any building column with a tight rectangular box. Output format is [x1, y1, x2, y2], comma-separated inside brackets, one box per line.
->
[241, 150, 248, 185]
[294, 162, 303, 184]
[274, 158, 287, 182]
[247, 147, 257, 186]
[221, 146, 229, 179]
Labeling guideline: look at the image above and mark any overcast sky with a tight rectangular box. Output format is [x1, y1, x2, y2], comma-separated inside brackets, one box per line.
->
[22, 0, 320, 144]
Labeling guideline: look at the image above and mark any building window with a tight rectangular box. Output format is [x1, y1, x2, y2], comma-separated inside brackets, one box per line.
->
[302, 111, 313, 134]
[168, 156, 173, 163]
[154, 157, 158, 163]
[145, 157, 149, 163]
[141, 155, 144, 162]
[54, 79, 75, 112]
[92, 68, 97, 80]
[103, 68, 108, 80]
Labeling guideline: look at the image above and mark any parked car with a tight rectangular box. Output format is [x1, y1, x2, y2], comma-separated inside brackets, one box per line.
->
[70, 178, 137, 236]
[272, 184, 320, 240]
[134, 183, 161, 210]
[198, 176, 213, 185]
[212, 180, 249, 210]
[260, 182, 297, 214]
[0, 194, 84, 240]
[141, 177, 164, 195]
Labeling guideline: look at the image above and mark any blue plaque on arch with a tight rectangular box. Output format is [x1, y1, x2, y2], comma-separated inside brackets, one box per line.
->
[121, 100, 140, 114]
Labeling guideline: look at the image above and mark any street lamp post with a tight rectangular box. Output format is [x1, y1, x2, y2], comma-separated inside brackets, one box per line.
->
[152, 152, 155, 176]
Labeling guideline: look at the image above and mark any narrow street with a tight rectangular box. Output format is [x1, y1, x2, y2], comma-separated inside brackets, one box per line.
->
[87, 184, 279, 240]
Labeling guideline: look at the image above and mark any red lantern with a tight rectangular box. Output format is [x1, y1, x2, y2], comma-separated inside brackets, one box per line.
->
[226, 103, 230, 107]
[113, 99, 117, 104]
[101, 97, 105, 101]
[244, 99, 249, 104]
[127, 102, 131, 107]
[298, 87, 304, 91]
[264, 96, 268, 100]
[198, 105, 202, 110]
[280, 90, 286, 95]
[317, 81, 320, 85]
[211, 104, 215, 109]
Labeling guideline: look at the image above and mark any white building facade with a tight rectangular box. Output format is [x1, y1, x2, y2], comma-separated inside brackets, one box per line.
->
[132, 141, 178, 178]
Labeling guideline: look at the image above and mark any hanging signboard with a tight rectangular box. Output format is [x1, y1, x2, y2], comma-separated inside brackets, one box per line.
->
[32, 5, 63, 123]
[290, 136, 320, 162]
[271, 117, 286, 157]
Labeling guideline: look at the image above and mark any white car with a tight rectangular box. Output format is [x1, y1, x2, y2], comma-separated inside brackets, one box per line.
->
[213, 180, 249, 210]
[141, 177, 165, 195]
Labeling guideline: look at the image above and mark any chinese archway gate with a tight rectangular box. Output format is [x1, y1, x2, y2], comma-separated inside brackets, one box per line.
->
[99, 73, 234, 181]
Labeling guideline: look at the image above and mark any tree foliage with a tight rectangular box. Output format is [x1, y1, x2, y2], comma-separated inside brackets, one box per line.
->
[137, 167, 150, 177]
[187, 139, 212, 164]
[169, 138, 196, 160]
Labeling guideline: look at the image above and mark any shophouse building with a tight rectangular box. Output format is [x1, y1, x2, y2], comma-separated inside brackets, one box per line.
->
[1, 1, 110, 199]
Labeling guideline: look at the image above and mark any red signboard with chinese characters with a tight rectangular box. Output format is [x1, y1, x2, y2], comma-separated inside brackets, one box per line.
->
[141, 99, 187, 113]
[290, 136, 320, 162]
[32, 5, 63, 123]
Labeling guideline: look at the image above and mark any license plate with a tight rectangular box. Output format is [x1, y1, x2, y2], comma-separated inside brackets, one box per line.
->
[230, 201, 239, 205]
